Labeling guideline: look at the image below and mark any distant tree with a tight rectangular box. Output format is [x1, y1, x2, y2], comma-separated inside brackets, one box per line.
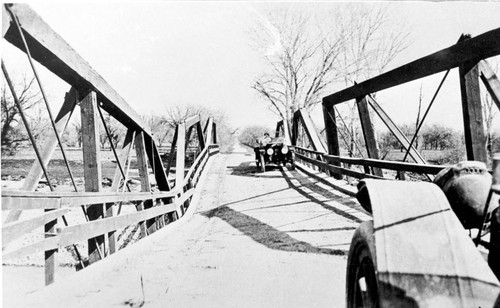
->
[144, 114, 170, 147]
[378, 130, 398, 159]
[72, 122, 82, 147]
[482, 61, 499, 161]
[99, 113, 125, 150]
[162, 103, 235, 152]
[1, 75, 44, 154]
[252, 4, 409, 133]
[421, 124, 458, 151]
[238, 125, 272, 148]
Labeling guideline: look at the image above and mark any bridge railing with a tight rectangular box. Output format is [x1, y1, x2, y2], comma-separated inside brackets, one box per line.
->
[287, 28, 500, 183]
[294, 146, 445, 181]
[1, 3, 220, 286]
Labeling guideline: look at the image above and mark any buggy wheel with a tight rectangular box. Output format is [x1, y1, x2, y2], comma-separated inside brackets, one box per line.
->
[346, 220, 379, 308]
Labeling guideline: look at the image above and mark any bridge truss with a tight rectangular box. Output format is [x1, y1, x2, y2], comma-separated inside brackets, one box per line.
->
[1, 3, 219, 285]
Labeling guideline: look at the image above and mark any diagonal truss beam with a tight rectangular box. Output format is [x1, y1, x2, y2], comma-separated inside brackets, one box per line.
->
[366, 95, 427, 165]
[2, 4, 149, 134]
[295, 109, 326, 153]
[479, 60, 500, 110]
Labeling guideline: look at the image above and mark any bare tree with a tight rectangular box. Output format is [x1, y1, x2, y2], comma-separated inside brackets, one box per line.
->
[1, 75, 44, 154]
[335, 5, 409, 158]
[482, 61, 499, 161]
[252, 9, 347, 125]
[144, 114, 170, 147]
[483, 91, 498, 159]
[414, 83, 424, 150]
[162, 103, 235, 152]
[99, 113, 125, 150]
[252, 4, 409, 141]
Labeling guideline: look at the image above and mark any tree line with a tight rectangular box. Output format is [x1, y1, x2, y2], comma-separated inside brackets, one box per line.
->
[1, 76, 235, 156]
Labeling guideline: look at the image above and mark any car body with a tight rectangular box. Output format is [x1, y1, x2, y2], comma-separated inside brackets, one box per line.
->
[253, 137, 294, 172]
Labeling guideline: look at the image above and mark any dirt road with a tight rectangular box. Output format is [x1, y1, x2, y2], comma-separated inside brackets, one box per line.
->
[15, 145, 369, 308]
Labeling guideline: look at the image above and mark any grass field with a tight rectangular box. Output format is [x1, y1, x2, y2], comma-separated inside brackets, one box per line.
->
[1, 147, 198, 187]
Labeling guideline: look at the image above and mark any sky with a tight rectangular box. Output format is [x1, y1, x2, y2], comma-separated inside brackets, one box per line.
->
[2, 1, 500, 133]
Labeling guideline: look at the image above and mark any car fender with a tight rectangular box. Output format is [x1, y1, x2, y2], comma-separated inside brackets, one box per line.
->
[356, 179, 500, 307]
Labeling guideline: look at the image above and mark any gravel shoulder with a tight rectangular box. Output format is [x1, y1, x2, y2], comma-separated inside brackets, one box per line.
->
[10, 144, 366, 308]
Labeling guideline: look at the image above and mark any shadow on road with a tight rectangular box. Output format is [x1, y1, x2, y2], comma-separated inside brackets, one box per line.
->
[227, 161, 284, 178]
[280, 168, 366, 223]
[201, 205, 346, 256]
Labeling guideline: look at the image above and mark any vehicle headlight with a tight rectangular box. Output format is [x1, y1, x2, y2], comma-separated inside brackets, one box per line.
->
[281, 145, 289, 154]
[266, 148, 274, 155]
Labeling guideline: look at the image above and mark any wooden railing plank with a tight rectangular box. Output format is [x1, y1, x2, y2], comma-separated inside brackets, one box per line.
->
[295, 146, 444, 175]
[295, 153, 383, 180]
[1, 190, 182, 211]
[2, 190, 194, 262]
[2, 209, 69, 247]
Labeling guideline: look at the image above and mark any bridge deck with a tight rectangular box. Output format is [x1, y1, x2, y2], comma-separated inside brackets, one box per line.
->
[14, 145, 370, 308]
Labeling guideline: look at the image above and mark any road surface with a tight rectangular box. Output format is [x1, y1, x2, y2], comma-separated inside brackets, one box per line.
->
[14, 144, 369, 308]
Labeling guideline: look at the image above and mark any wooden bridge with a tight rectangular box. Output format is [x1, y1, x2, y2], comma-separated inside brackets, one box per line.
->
[2, 4, 500, 307]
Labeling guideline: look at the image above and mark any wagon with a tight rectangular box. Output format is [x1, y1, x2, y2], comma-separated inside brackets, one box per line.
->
[346, 157, 500, 307]
[253, 137, 294, 172]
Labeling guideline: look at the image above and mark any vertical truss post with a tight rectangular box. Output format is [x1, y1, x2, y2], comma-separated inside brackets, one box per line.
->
[460, 60, 487, 162]
[165, 126, 178, 177]
[212, 123, 217, 144]
[135, 131, 155, 235]
[204, 118, 214, 145]
[144, 133, 170, 191]
[185, 126, 193, 151]
[322, 104, 341, 179]
[275, 120, 283, 138]
[357, 96, 383, 177]
[292, 112, 299, 146]
[196, 122, 206, 150]
[175, 123, 186, 217]
[80, 91, 105, 264]
[44, 217, 57, 285]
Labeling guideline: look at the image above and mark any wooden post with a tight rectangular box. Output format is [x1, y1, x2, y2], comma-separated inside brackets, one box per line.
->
[44, 216, 57, 285]
[459, 61, 487, 162]
[165, 126, 178, 176]
[135, 131, 155, 235]
[275, 121, 283, 138]
[322, 104, 342, 179]
[357, 96, 383, 177]
[212, 123, 217, 144]
[80, 91, 105, 264]
[292, 112, 299, 146]
[204, 119, 213, 145]
[185, 126, 193, 151]
[175, 123, 186, 217]
[144, 133, 171, 191]
[196, 122, 206, 150]
[5, 88, 77, 223]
